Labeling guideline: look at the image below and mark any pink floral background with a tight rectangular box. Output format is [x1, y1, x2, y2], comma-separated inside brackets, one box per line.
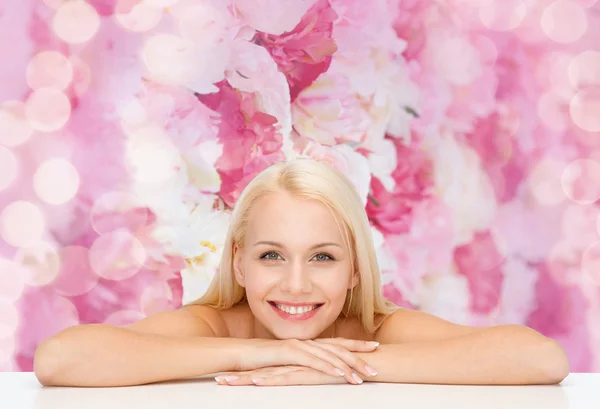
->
[1, 0, 600, 373]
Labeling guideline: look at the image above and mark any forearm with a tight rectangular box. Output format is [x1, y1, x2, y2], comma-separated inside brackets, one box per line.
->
[357, 325, 570, 385]
[34, 324, 243, 387]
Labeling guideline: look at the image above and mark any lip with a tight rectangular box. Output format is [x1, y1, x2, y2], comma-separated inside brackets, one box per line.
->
[268, 301, 324, 321]
[268, 300, 324, 307]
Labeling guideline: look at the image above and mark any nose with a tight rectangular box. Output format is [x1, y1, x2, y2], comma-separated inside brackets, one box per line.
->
[279, 261, 312, 294]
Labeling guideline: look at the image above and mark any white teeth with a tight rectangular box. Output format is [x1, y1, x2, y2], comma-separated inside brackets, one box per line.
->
[274, 303, 319, 315]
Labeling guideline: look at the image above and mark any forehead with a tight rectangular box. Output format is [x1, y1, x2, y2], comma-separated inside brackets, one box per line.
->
[246, 191, 345, 244]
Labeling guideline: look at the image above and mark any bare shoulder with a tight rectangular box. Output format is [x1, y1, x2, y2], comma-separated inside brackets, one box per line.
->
[210, 302, 255, 339]
[180, 304, 231, 337]
[122, 303, 229, 338]
[374, 307, 486, 344]
[335, 317, 376, 341]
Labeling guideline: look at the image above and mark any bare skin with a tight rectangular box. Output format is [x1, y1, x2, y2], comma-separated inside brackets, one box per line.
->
[33, 191, 569, 387]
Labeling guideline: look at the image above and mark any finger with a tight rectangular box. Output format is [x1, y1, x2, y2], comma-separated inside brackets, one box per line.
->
[252, 370, 347, 387]
[314, 337, 380, 352]
[309, 340, 377, 379]
[217, 367, 296, 386]
[292, 340, 362, 384]
[280, 340, 354, 381]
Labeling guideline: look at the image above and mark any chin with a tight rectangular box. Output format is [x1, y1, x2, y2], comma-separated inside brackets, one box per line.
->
[271, 327, 324, 340]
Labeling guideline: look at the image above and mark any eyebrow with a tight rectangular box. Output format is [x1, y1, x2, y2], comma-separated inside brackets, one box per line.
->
[253, 241, 343, 250]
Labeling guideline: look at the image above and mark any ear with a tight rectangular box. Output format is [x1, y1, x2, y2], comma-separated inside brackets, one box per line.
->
[232, 244, 246, 287]
[348, 269, 359, 290]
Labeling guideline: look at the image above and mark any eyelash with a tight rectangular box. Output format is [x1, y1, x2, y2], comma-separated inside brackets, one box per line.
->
[259, 251, 335, 262]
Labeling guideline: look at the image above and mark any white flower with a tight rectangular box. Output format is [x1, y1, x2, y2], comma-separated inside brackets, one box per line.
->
[365, 137, 397, 191]
[416, 268, 471, 325]
[370, 226, 398, 286]
[175, 207, 232, 304]
[424, 131, 497, 246]
[496, 259, 539, 325]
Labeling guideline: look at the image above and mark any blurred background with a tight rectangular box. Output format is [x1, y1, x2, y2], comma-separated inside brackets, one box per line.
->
[1, 0, 599, 373]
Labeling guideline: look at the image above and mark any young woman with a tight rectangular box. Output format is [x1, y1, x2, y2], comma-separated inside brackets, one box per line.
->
[33, 159, 570, 387]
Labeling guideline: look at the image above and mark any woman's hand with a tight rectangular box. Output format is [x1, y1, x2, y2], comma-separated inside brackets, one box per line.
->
[216, 365, 355, 386]
[237, 337, 379, 385]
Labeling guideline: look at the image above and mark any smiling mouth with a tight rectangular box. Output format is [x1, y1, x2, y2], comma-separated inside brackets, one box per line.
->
[267, 301, 324, 315]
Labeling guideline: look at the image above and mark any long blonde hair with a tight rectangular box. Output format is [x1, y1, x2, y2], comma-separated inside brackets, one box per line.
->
[184, 158, 399, 334]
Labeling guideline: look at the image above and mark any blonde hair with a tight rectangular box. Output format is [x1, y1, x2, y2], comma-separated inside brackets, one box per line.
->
[184, 158, 399, 334]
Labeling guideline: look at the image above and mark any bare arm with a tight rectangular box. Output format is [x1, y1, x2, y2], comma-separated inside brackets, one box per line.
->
[366, 309, 569, 385]
[359, 325, 569, 385]
[33, 306, 242, 387]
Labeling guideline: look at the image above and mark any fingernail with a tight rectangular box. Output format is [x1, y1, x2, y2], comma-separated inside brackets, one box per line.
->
[365, 365, 378, 376]
[352, 372, 363, 384]
[215, 376, 225, 382]
[225, 376, 239, 382]
[252, 378, 264, 385]
[334, 367, 345, 376]
[366, 341, 379, 347]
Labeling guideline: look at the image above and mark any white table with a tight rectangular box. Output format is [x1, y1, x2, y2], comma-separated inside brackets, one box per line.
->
[2, 372, 599, 409]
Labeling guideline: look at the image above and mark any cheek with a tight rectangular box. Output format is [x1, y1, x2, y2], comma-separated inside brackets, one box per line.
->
[242, 265, 278, 297]
[311, 270, 352, 297]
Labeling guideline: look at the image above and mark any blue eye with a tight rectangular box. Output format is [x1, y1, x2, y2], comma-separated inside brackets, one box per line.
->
[260, 251, 282, 261]
[313, 253, 334, 262]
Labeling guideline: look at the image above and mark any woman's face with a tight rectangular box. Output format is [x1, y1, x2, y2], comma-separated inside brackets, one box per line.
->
[233, 190, 358, 340]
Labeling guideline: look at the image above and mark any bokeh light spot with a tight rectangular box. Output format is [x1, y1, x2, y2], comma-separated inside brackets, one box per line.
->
[0, 201, 46, 248]
[14, 241, 61, 287]
[582, 242, 600, 286]
[53, 246, 99, 297]
[541, 0, 588, 44]
[561, 159, 600, 204]
[26, 51, 73, 91]
[25, 88, 71, 132]
[537, 91, 569, 132]
[0, 101, 34, 147]
[0, 300, 19, 339]
[0, 335, 15, 369]
[528, 158, 568, 206]
[176, 2, 228, 46]
[42, 0, 66, 9]
[0, 146, 18, 192]
[89, 229, 147, 281]
[33, 158, 80, 205]
[140, 281, 175, 316]
[142, 33, 201, 86]
[547, 240, 581, 286]
[69, 56, 92, 97]
[145, 0, 181, 7]
[570, 87, 600, 132]
[52, 0, 101, 44]
[115, 0, 163, 32]
[569, 51, 600, 90]
[104, 309, 146, 326]
[478, 0, 527, 31]
[0, 259, 26, 302]
[561, 204, 600, 249]
[91, 191, 149, 235]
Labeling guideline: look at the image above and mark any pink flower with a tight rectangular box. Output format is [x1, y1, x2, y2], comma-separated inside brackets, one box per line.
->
[366, 139, 434, 234]
[454, 231, 505, 314]
[198, 82, 285, 208]
[392, 0, 432, 60]
[527, 263, 593, 372]
[135, 82, 219, 151]
[294, 137, 371, 205]
[225, 40, 292, 137]
[254, 0, 338, 101]
[234, 0, 319, 35]
[380, 198, 453, 303]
